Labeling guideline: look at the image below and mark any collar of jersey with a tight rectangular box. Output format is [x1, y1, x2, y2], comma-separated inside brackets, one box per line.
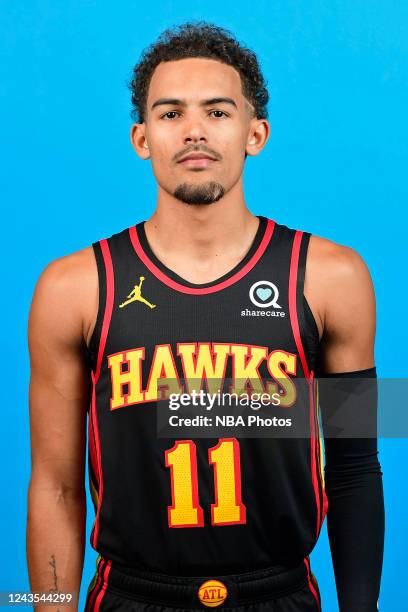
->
[128, 215, 275, 295]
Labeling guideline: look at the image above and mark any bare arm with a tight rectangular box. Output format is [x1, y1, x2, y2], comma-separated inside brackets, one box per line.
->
[306, 237, 384, 612]
[27, 247, 97, 611]
[305, 236, 376, 371]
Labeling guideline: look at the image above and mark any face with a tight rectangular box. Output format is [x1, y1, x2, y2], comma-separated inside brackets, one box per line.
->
[130, 57, 269, 206]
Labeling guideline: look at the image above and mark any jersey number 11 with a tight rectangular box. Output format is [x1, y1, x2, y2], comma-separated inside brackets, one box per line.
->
[165, 438, 247, 528]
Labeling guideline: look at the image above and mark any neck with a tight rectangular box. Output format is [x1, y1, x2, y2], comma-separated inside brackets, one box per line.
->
[143, 180, 259, 266]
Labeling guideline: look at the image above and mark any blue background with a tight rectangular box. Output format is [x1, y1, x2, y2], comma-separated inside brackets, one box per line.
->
[1, 1, 407, 610]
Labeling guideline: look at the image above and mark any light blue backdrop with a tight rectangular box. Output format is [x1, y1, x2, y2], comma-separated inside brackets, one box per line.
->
[1, 1, 407, 610]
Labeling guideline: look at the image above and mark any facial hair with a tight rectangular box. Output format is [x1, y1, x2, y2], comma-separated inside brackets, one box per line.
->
[173, 181, 225, 205]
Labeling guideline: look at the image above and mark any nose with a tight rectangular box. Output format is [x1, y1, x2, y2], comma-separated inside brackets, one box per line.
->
[183, 117, 207, 145]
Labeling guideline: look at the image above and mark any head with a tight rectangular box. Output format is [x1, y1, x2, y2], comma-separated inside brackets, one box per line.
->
[129, 21, 270, 206]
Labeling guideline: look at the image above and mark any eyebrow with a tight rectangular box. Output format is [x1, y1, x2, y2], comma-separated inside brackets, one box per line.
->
[150, 97, 238, 111]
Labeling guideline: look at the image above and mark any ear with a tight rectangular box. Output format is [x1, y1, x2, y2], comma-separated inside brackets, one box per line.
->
[245, 118, 270, 157]
[130, 123, 150, 160]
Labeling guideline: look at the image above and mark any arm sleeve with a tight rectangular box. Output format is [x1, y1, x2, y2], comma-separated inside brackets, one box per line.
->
[318, 366, 385, 612]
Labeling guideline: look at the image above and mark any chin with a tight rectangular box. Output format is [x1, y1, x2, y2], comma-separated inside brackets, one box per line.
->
[173, 181, 226, 205]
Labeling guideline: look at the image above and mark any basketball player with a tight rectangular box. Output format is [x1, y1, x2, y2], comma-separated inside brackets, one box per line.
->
[27, 22, 384, 612]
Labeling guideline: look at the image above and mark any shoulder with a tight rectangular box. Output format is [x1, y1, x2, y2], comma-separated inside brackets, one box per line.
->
[29, 245, 98, 347]
[308, 233, 373, 286]
[33, 245, 97, 302]
[304, 232, 375, 337]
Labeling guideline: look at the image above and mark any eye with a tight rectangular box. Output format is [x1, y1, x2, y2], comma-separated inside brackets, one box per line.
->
[209, 110, 228, 118]
[161, 111, 181, 120]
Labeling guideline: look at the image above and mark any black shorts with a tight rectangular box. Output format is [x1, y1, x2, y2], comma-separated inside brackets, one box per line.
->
[84, 556, 321, 611]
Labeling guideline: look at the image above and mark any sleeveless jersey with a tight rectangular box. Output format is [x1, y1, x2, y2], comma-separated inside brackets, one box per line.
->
[86, 214, 328, 576]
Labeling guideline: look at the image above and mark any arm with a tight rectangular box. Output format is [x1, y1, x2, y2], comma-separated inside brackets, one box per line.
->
[305, 238, 385, 611]
[27, 248, 97, 611]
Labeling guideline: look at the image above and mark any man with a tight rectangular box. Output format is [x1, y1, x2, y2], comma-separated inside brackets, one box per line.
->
[27, 21, 384, 612]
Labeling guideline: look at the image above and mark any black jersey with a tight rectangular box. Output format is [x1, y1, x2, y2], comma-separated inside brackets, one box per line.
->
[86, 214, 328, 576]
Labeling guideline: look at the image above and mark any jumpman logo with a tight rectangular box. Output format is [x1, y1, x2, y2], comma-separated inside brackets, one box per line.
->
[119, 276, 156, 309]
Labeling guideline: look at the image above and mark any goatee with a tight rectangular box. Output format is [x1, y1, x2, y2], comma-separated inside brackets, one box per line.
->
[173, 182, 225, 205]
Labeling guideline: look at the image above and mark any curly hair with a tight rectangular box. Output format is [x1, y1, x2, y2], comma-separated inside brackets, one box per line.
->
[128, 21, 269, 123]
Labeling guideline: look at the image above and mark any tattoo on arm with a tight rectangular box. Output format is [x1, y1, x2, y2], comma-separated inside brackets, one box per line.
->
[48, 554, 59, 593]
[49, 554, 61, 609]
[47, 554, 73, 610]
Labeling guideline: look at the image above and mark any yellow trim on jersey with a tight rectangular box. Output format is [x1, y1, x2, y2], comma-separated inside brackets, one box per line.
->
[90, 476, 99, 508]
[86, 554, 102, 597]
[316, 382, 326, 488]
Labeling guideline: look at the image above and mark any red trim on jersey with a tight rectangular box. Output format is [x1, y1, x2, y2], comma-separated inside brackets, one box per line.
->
[90, 379, 104, 548]
[88, 413, 98, 485]
[128, 219, 276, 295]
[86, 558, 105, 612]
[94, 559, 112, 612]
[94, 238, 115, 383]
[289, 231, 321, 536]
[322, 477, 329, 523]
[288, 230, 310, 380]
[313, 374, 329, 527]
[309, 371, 322, 535]
[304, 557, 321, 610]
[90, 238, 114, 548]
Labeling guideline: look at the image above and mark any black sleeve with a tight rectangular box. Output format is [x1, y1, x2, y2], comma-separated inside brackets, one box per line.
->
[318, 366, 385, 612]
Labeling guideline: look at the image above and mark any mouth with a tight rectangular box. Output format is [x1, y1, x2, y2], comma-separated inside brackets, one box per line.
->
[177, 156, 217, 169]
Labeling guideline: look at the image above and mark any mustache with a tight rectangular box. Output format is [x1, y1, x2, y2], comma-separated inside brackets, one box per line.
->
[174, 146, 221, 162]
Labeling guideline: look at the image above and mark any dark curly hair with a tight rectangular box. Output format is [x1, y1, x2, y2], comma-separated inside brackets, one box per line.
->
[128, 21, 269, 123]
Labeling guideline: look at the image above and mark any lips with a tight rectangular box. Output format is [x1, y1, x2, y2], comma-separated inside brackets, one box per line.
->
[178, 153, 217, 168]
[182, 156, 213, 162]
[178, 152, 217, 163]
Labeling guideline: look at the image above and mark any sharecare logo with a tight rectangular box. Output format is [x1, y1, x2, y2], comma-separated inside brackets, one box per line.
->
[249, 280, 281, 308]
[242, 280, 286, 318]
